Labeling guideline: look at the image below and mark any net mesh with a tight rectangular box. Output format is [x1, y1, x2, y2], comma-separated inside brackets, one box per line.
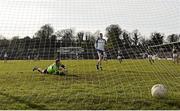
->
[0, 0, 180, 109]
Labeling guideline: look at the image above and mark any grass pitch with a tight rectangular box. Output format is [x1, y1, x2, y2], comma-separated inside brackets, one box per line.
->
[0, 59, 180, 109]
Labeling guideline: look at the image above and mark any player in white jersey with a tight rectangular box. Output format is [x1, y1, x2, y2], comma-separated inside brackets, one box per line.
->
[172, 46, 178, 64]
[95, 33, 106, 70]
[4, 52, 8, 63]
[117, 50, 122, 63]
[147, 48, 154, 64]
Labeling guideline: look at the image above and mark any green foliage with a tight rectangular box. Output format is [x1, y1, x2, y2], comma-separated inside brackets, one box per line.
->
[121, 30, 131, 47]
[55, 29, 74, 47]
[106, 24, 122, 51]
[167, 34, 179, 43]
[77, 31, 84, 42]
[150, 32, 164, 45]
[35, 24, 54, 39]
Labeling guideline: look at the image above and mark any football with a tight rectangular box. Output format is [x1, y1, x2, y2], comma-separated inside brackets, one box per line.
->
[151, 84, 167, 98]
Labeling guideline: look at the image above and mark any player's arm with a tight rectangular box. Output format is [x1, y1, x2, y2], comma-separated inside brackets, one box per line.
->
[59, 64, 67, 73]
[59, 64, 65, 70]
[94, 38, 99, 49]
[104, 39, 107, 45]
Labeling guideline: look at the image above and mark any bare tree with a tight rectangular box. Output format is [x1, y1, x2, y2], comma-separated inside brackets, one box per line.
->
[132, 29, 141, 46]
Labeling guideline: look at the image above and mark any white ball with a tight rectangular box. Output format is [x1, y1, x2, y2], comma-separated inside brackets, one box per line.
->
[151, 84, 167, 98]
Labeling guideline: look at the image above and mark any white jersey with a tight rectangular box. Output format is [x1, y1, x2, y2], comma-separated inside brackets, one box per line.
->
[95, 38, 106, 51]
[4, 53, 7, 58]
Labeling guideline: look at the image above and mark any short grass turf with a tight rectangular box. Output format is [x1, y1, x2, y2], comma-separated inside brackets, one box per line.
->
[0, 59, 180, 110]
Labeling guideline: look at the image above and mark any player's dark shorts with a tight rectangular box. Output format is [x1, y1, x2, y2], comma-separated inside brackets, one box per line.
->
[96, 49, 104, 55]
[43, 69, 49, 74]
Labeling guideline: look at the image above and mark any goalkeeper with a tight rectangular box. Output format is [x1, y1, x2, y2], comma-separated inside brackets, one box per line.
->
[33, 59, 67, 75]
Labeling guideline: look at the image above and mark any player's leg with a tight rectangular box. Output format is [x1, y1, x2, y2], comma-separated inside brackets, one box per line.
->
[173, 54, 176, 64]
[176, 55, 178, 64]
[148, 57, 150, 64]
[149, 57, 152, 64]
[150, 55, 154, 64]
[33, 66, 46, 74]
[152, 56, 155, 63]
[4, 57, 7, 63]
[118, 56, 122, 63]
[96, 51, 101, 70]
[99, 53, 103, 70]
[177, 54, 179, 64]
[120, 58, 122, 63]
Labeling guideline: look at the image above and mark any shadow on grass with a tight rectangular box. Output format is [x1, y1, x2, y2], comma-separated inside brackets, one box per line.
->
[48, 74, 79, 81]
[51, 74, 79, 78]
[0, 91, 46, 109]
[63, 74, 79, 77]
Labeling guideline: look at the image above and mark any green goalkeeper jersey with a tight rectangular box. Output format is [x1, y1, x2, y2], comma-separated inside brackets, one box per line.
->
[47, 63, 61, 74]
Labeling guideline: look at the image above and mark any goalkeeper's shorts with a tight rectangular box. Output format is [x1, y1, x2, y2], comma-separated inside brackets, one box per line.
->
[42, 69, 49, 74]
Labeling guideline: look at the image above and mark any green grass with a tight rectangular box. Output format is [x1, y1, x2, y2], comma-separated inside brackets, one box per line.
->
[0, 59, 180, 109]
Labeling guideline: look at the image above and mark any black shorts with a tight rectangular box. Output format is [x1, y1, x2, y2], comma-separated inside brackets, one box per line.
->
[96, 49, 104, 55]
[43, 69, 49, 74]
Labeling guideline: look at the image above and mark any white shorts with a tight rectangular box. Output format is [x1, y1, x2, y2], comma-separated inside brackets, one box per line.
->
[148, 55, 152, 58]
[173, 54, 178, 58]
[117, 56, 122, 59]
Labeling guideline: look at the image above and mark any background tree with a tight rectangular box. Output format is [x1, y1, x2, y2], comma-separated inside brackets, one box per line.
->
[35, 24, 54, 39]
[55, 29, 74, 47]
[23, 36, 31, 53]
[106, 24, 122, 50]
[77, 31, 84, 42]
[0, 35, 9, 48]
[84, 32, 95, 42]
[132, 29, 141, 46]
[150, 32, 164, 45]
[167, 34, 179, 43]
[76, 31, 84, 47]
[121, 30, 132, 47]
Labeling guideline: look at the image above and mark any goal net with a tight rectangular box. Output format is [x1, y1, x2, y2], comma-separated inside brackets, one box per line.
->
[0, 0, 179, 109]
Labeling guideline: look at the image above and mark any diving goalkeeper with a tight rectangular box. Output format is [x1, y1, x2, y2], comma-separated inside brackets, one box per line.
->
[33, 59, 67, 75]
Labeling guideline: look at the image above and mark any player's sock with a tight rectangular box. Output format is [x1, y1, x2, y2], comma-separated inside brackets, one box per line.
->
[100, 66, 103, 71]
[96, 64, 99, 70]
